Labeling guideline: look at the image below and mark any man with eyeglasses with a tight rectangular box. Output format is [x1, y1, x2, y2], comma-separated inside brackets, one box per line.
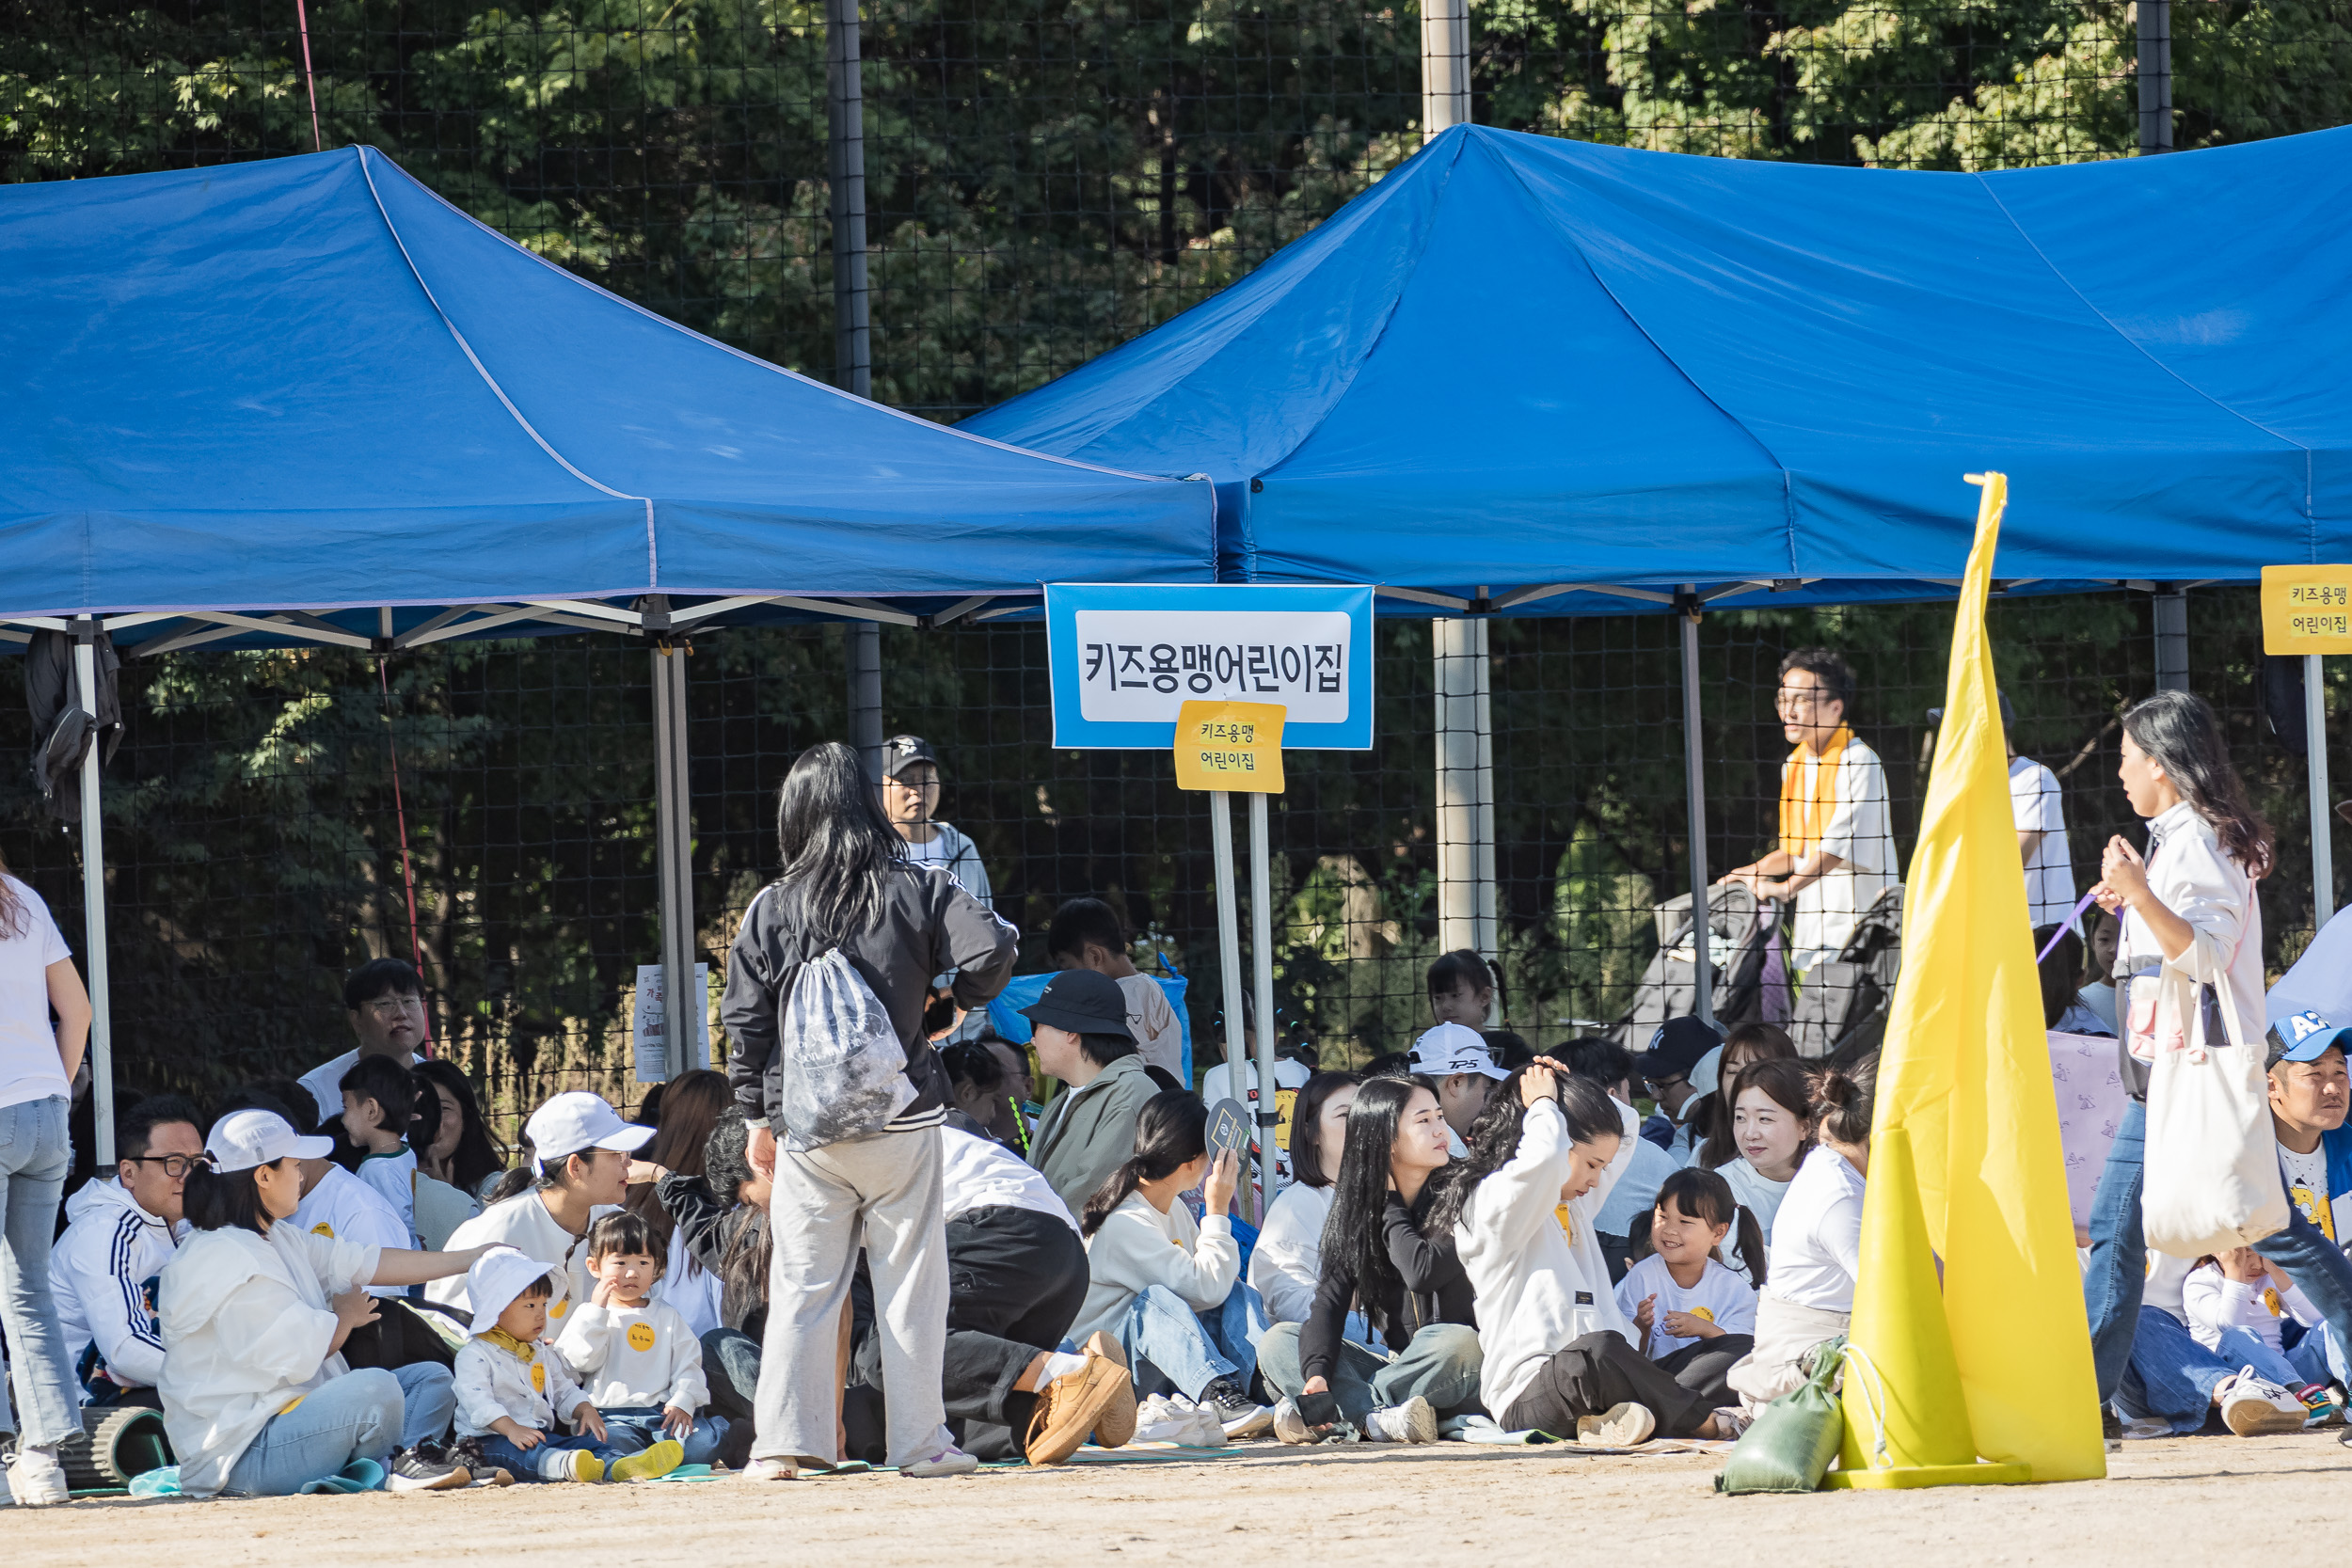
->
[882, 735, 998, 1044]
[297, 958, 430, 1126]
[53, 1094, 204, 1408]
[1722, 647, 1899, 977]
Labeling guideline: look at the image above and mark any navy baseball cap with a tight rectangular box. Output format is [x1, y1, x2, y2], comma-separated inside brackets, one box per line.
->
[1633, 1016, 1724, 1084]
[2266, 1009, 2352, 1070]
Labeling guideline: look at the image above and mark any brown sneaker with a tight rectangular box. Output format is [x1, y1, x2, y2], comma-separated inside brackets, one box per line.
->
[1025, 1340, 1133, 1465]
[1083, 1332, 1137, 1449]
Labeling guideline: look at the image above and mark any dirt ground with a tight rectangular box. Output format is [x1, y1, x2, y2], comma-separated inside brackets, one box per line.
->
[21, 1430, 2350, 1568]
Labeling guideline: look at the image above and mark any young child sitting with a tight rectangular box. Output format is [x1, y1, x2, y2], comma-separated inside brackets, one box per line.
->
[552, 1212, 728, 1465]
[340, 1054, 422, 1244]
[2183, 1247, 2344, 1424]
[452, 1246, 682, 1483]
[1613, 1168, 1762, 1410]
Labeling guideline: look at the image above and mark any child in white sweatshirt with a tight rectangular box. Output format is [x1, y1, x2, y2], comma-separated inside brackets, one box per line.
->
[452, 1246, 682, 1483]
[2184, 1248, 2343, 1423]
[553, 1212, 727, 1465]
[1442, 1059, 1740, 1445]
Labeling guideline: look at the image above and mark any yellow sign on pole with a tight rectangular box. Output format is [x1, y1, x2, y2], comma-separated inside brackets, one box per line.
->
[1173, 701, 1285, 793]
[2261, 565, 2352, 654]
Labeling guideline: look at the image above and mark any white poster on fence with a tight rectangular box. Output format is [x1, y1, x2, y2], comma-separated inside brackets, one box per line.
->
[2047, 1030, 2128, 1228]
[633, 963, 710, 1085]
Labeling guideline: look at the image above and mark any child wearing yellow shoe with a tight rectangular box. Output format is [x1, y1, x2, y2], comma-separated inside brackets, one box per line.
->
[453, 1246, 682, 1483]
[554, 1213, 727, 1465]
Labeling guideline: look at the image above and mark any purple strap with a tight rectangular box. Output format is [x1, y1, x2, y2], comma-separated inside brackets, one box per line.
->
[2036, 889, 2102, 962]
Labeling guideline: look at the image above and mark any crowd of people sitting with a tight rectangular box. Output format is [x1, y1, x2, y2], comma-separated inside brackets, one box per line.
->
[4, 689, 2352, 1502]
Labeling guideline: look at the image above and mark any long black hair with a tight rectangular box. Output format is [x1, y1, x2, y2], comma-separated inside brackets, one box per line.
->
[183, 1160, 277, 1235]
[1286, 1069, 1362, 1190]
[1429, 1066, 1622, 1236]
[1655, 1166, 1768, 1290]
[1081, 1091, 1206, 1236]
[1317, 1076, 1438, 1334]
[2122, 689, 2275, 877]
[416, 1059, 510, 1196]
[703, 1109, 771, 1302]
[774, 740, 907, 944]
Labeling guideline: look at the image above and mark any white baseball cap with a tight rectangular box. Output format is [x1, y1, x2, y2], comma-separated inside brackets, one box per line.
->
[464, 1245, 567, 1335]
[524, 1090, 653, 1174]
[1687, 1044, 1727, 1102]
[1407, 1022, 1507, 1082]
[206, 1108, 333, 1172]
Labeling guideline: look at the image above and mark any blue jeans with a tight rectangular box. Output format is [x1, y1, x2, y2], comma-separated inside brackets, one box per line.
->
[599, 1405, 728, 1465]
[2205, 1326, 2306, 1393]
[1257, 1322, 1486, 1423]
[471, 1429, 626, 1482]
[1104, 1283, 1267, 1401]
[2083, 1098, 2352, 1403]
[0, 1097, 78, 1448]
[217, 1365, 421, 1495]
[2118, 1307, 2234, 1433]
[2283, 1320, 2348, 1388]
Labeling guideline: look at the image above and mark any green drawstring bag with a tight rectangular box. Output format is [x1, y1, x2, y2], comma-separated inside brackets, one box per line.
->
[1714, 1337, 1848, 1496]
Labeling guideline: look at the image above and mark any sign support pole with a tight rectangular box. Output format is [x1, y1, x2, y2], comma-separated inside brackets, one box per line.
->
[1210, 789, 1248, 1138]
[2311, 654, 2334, 927]
[1248, 790, 1279, 1223]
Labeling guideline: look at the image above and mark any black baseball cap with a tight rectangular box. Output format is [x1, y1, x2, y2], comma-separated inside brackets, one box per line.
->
[882, 735, 939, 780]
[1019, 970, 1135, 1039]
[1633, 1016, 1724, 1084]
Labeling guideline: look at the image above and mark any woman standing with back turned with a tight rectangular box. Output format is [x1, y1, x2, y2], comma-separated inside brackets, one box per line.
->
[2083, 690, 2352, 1433]
[721, 742, 1017, 1479]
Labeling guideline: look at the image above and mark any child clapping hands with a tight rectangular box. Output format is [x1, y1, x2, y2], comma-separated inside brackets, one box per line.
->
[554, 1213, 727, 1465]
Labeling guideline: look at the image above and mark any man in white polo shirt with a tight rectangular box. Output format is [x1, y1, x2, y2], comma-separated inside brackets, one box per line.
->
[298, 958, 430, 1126]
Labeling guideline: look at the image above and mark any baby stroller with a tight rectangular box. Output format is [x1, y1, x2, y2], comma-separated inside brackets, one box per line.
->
[1788, 885, 1904, 1061]
[1611, 882, 1786, 1046]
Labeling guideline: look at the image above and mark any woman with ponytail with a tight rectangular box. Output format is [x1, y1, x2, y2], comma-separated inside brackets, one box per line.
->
[1069, 1092, 1272, 1436]
[1445, 1059, 1740, 1444]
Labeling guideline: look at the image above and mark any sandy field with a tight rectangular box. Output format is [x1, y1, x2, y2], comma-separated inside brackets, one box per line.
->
[19, 1431, 2348, 1568]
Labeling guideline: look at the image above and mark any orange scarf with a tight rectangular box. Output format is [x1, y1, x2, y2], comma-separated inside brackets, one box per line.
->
[1778, 725, 1851, 862]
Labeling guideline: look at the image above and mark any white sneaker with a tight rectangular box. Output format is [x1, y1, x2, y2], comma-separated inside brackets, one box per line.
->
[9, 1445, 69, 1508]
[900, 1446, 979, 1478]
[1365, 1398, 1438, 1445]
[1272, 1399, 1314, 1446]
[2219, 1368, 2307, 1436]
[738, 1456, 798, 1481]
[1575, 1402, 1657, 1448]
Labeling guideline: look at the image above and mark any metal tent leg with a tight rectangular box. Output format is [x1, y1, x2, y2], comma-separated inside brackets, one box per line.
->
[1679, 592, 1714, 1028]
[74, 622, 115, 1165]
[651, 645, 697, 1077]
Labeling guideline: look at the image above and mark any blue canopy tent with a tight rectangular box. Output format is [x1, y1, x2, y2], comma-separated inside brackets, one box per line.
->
[967, 122, 2352, 1022]
[969, 122, 2352, 616]
[1, 146, 1215, 1155]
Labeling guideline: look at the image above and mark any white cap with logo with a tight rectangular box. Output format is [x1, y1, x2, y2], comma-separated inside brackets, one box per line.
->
[1406, 1022, 1507, 1082]
[524, 1090, 654, 1175]
[205, 1108, 334, 1173]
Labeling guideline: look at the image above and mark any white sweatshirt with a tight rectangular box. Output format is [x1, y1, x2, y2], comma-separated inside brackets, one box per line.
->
[355, 1145, 419, 1243]
[426, 1192, 616, 1331]
[54, 1178, 181, 1391]
[1764, 1146, 1865, 1313]
[2183, 1262, 2320, 1354]
[554, 1299, 710, 1412]
[1454, 1097, 1641, 1422]
[453, 1332, 591, 1438]
[157, 1224, 380, 1497]
[1248, 1180, 1332, 1325]
[293, 1164, 410, 1298]
[1072, 1192, 1239, 1342]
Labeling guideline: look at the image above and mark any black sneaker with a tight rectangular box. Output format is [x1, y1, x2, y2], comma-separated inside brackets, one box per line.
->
[2102, 1406, 2122, 1448]
[1200, 1377, 1274, 1438]
[387, 1443, 471, 1492]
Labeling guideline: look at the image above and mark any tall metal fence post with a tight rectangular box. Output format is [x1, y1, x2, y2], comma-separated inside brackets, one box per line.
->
[2153, 587, 2189, 692]
[74, 620, 116, 1165]
[1420, 0, 1469, 141]
[850, 624, 883, 784]
[2138, 0, 2173, 154]
[1678, 590, 1714, 1027]
[650, 618, 698, 1077]
[830, 0, 882, 771]
[2310, 655, 2335, 928]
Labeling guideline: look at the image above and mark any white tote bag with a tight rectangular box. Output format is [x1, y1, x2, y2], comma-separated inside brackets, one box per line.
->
[2139, 957, 2290, 1257]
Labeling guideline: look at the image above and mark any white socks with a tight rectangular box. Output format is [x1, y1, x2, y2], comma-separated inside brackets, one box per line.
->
[1041, 1352, 1090, 1383]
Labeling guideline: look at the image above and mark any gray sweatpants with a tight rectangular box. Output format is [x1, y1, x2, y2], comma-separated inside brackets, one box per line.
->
[754, 1125, 948, 1467]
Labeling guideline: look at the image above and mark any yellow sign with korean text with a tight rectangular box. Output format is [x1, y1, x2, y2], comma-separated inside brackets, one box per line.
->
[2262, 565, 2352, 654]
[1174, 701, 1285, 793]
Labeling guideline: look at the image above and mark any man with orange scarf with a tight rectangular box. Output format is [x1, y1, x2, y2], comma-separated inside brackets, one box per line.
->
[1723, 648, 1899, 975]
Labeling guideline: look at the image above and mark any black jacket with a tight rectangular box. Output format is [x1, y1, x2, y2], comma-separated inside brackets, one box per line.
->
[656, 1170, 767, 1338]
[1298, 1187, 1476, 1384]
[722, 861, 1017, 1131]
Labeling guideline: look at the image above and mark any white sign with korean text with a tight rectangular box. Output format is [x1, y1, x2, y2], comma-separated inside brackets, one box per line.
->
[1073, 609, 1353, 724]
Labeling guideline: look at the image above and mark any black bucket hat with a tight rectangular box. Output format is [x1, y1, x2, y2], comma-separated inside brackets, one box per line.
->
[1019, 970, 1135, 1039]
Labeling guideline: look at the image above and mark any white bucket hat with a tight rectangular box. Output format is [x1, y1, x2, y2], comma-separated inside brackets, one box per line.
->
[464, 1245, 567, 1335]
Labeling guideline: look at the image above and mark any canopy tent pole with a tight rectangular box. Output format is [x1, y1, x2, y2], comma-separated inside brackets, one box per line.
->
[2311, 655, 2335, 928]
[651, 640, 698, 1076]
[1678, 590, 1715, 1028]
[1420, 0, 1468, 141]
[2153, 586, 2189, 692]
[73, 620, 116, 1165]
[1248, 791, 1279, 1222]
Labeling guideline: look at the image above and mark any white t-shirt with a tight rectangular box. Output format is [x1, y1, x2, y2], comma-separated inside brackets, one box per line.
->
[1787, 737, 1899, 971]
[292, 1164, 411, 1298]
[2279, 1140, 2348, 1246]
[1595, 1132, 1678, 1240]
[356, 1146, 420, 1244]
[942, 1124, 1079, 1231]
[1613, 1252, 1758, 1359]
[1200, 1056, 1312, 1199]
[2009, 755, 2075, 927]
[0, 876, 73, 1111]
[1116, 974, 1184, 1082]
[1765, 1146, 1866, 1313]
[1720, 1158, 1795, 1246]
[297, 1047, 420, 1126]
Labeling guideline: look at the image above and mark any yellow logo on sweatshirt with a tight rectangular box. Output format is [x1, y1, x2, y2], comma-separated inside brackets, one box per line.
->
[627, 1322, 657, 1353]
[548, 1298, 568, 1319]
[1690, 1307, 1716, 1323]
[310, 1222, 335, 1238]
[531, 1362, 547, 1394]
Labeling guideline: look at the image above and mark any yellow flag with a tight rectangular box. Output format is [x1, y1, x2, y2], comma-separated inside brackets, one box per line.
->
[1866, 472, 2105, 1482]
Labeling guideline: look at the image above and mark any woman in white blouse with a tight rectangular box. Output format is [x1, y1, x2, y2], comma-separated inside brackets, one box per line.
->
[2082, 690, 2352, 1423]
[1248, 1072, 1359, 1323]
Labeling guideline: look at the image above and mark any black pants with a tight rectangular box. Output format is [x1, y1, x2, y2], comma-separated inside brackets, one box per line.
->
[1501, 1331, 1718, 1438]
[1653, 1333, 1754, 1411]
[845, 1205, 1090, 1463]
[341, 1297, 459, 1372]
